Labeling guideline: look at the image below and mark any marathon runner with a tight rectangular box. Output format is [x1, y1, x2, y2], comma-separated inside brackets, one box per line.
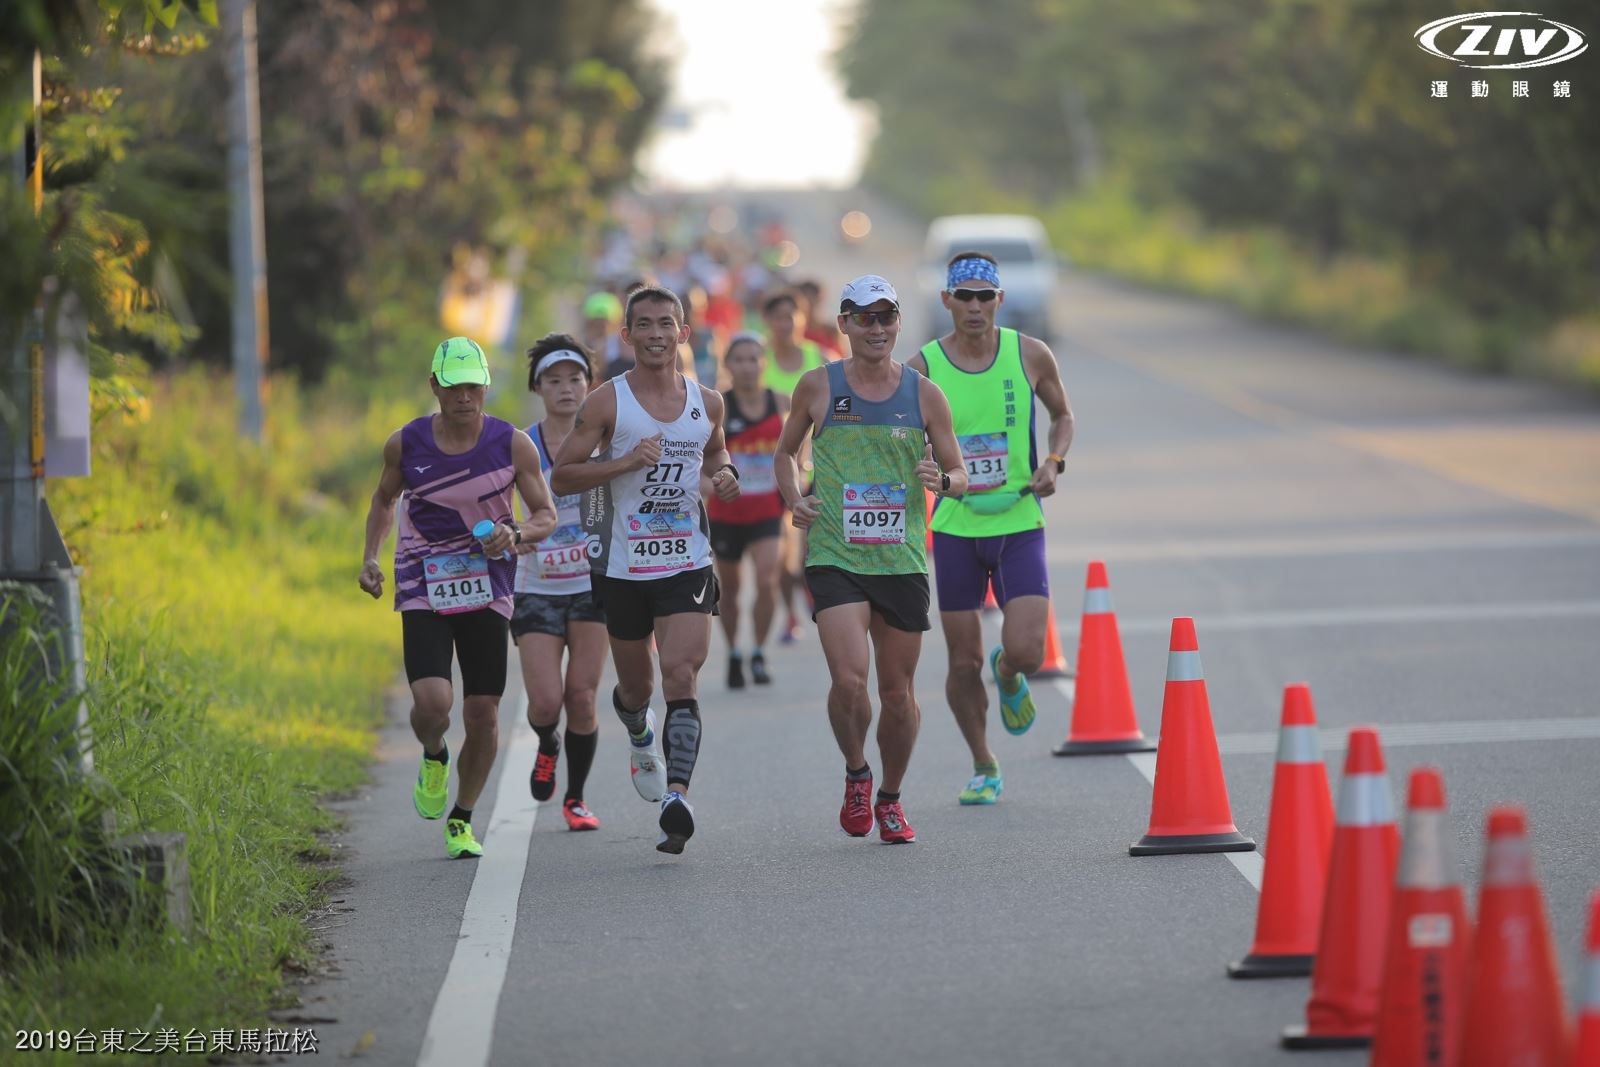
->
[762, 288, 832, 645]
[513, 334, 609, 831]
[550, 286, 741, 855]
[908, 251, 1075, 805]
[359, 337, 559, 859]
[706, 332, 788, 689]
[774, 276, 968, 844]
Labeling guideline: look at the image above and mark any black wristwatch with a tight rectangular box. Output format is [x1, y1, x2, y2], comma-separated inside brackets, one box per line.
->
[1047, 452, 1066, 474]
[717, 462, 740, 481]
[939, 472, 951, 493]
[508, 522, 522, 545]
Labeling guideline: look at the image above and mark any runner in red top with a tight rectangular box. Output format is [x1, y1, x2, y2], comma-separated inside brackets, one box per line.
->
[707, 332, 788, 689]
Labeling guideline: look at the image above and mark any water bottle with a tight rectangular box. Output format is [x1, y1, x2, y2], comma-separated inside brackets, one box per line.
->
[472, 519, 514, 561]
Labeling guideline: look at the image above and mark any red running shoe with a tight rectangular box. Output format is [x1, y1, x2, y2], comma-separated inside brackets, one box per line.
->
[840, 774, 874, 837]
[530, 746, 559, 802]
[874, 800, 916, 844]
[562, 798, 599, 831]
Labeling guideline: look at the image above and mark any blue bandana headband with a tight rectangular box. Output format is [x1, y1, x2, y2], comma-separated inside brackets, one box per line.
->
[947, 256, 1001, 289]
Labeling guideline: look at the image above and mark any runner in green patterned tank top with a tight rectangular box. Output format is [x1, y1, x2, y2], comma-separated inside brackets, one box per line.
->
[775, 275, 968, 846]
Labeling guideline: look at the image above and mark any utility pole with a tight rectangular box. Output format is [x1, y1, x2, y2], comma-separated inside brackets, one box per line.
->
[2, 49, 93, 778]
[224, 0, 268, 444]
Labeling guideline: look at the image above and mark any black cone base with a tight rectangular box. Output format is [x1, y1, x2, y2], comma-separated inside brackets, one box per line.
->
[1129, 829, 1257, 856]
[1053, 736, 1157, 756]
[1227, 953, 1314, 979]
[1280, 1025, 1371, 1049]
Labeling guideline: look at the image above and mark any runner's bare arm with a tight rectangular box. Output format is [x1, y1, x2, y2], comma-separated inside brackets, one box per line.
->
[359, 430, 406, 598]
[919, 379, 968, 498]
[549, 384, 659, 494]
[701, 388, 740, 502]
[1022, 336, 1074, 497]
[495, 430, 558, 556]
[775, 367, 823, 527]
[906, 350, 930, 376]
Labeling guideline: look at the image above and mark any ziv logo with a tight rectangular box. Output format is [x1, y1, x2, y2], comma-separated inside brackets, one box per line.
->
[1415, 12, 1587, 69]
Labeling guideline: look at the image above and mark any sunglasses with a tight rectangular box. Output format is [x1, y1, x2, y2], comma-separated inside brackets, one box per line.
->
[946, 288, 1002, 303]
[845, 308, 900, 327]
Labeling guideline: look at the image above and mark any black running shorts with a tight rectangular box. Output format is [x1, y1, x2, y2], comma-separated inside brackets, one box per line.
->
[709, 516, 782, 562]
[804, 566, 931, 633]
[401, 607, 509, 696]
[591, 565, 720, 642]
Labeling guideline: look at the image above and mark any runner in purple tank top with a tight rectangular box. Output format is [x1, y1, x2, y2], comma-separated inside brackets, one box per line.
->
[359, 337, 558, 860]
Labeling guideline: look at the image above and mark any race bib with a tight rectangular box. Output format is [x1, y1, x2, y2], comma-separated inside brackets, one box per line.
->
[842, 482, 907, 544]
[736, 453, 777, 495]
[626, 511, 695, 574]
[534, 498, 590, 581]
[960, 432, 1010, 492]
[425, 552, 493, 614]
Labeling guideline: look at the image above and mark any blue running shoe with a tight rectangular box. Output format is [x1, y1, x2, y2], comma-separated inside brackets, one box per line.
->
[991, 645, 1036, 736]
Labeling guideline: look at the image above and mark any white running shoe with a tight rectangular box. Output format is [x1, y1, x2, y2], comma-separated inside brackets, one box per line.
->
[656, 790, 695, 854]
[629, 708, 667, 802]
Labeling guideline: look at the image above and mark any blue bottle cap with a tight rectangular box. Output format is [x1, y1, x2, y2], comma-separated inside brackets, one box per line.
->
[472, 519, 496, 539]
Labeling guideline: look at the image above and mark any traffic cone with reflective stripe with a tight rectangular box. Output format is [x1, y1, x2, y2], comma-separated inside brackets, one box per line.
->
[1129, 618, 1255, 855]
[1575, 889, 1600, 1067]
[1053, 562, 1151, 754]
[1369, 767, 1468, 1067]
[1282, 727, 1399, 1049]
[1031, 603, 1071, 679]
[1460, 807, 1570, 1067]
[1226, 684, 1333, 978]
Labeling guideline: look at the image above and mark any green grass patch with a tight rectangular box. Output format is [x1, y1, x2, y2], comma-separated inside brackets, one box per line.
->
[0, 370, 409, 1063]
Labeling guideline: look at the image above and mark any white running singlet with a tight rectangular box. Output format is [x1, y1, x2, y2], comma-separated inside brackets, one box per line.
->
[584, 373, 714, 581]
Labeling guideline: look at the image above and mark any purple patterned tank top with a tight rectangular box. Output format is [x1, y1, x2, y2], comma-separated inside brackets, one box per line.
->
[393, 415, 517, 618]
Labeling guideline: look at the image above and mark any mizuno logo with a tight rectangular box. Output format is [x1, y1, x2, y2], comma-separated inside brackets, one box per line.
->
[414, 465, 431, 473]
[892, 412, 909, 420]
[691, 580, 709, 605]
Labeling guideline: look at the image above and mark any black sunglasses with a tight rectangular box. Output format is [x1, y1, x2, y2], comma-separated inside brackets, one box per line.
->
[947, 288, 1002, 303]
[845, 308, 900, 327]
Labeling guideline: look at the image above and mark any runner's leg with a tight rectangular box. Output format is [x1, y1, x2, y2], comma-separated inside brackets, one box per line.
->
[997, 595, 1049, 679]
[871, 612, 924, 794]
[940, 609, 994, 766]
[749, 534, 780, 649]
[816, 601, 874, 768]
[654, 610, 711, 792]
[561, 619, 607, 801]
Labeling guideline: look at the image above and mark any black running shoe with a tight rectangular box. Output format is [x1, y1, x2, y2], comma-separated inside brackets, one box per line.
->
[750, 651, 771, 685]
[727, 654, 745, 689]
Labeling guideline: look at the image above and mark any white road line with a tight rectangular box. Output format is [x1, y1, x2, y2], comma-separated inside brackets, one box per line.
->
[1112, 599, 1600, 637]
[416, 691, 537, 1067]
[1052, 528, 1600, 564]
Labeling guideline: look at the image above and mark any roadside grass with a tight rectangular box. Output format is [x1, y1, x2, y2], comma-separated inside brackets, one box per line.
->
[1043, 180, 1600, 391]
[0, 371, 407, 1063]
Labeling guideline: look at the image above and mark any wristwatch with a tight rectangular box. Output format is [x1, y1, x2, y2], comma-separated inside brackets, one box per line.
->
[508, 523, 523, 545]
[940, 472, 951, 493]
[717, 462, 740, 480]
[1047, 452, 1066, 474]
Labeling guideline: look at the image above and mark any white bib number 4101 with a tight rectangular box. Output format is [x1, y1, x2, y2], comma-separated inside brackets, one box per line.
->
[425, 553, 493, 614]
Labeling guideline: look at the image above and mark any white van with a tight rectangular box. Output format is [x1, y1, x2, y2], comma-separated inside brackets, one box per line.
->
[918, 214, 1059, 343]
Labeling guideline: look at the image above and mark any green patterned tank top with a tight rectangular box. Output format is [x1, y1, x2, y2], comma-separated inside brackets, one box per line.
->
[806, 360, 928, 575]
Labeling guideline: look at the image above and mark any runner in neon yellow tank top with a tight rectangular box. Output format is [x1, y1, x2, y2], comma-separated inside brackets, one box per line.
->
[906, 250, 1076, 806]
[776, 275, 968, 845]
[760, 289, 833, 643]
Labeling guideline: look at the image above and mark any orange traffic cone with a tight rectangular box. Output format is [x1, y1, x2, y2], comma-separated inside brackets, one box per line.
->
[1575, 889, 1600, 1067]
[1053, 562, 1151, 754]
[1460, 807, 1570, 1067]
[1129, 618, 1255, 855]
[1282, 727, 1399, 1049]
[1369, 767, 1469, 1066]
[1029, 602, 1072, 679]
[1226, 684, 1333, 978]
[982, 580, 999, 614]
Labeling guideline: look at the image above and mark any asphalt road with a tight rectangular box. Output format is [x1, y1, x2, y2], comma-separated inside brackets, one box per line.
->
[298, 189, 1600, 1066]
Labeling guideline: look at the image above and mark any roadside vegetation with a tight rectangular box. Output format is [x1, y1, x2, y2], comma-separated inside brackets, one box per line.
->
[840, 0, 1599, 389]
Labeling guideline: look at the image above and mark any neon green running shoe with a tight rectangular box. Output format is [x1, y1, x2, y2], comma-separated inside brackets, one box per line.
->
[958, 772, 1004, 805]
[991, 645, 1036, 736]
[445, 818, 482, 859]
[413, 749, 449, 820]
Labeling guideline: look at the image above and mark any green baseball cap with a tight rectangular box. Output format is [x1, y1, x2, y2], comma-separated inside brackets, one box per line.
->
[431, 337, 491, 387]
[582, 291, 623, 322]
